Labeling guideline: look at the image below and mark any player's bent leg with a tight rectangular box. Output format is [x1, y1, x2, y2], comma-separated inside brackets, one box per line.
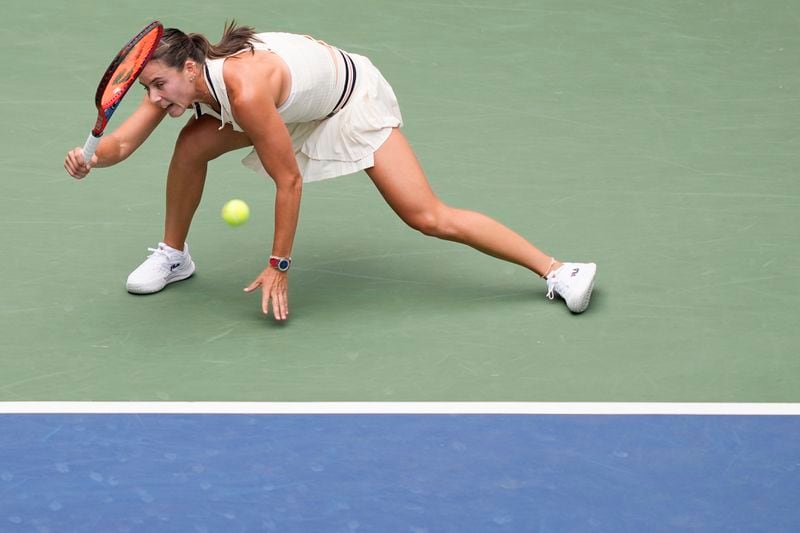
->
[365, 128, 596, 312]
[127, 116, 252, 295]
[164, 116, 252, 249]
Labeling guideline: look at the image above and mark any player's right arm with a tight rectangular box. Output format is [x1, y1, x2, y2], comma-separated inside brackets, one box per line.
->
[64, 96, 167, 179]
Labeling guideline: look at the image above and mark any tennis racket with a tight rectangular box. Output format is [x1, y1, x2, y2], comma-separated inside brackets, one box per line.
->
[82, 21, 164, 162]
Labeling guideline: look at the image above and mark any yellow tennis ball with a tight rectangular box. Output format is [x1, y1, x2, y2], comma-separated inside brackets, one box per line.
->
[221, 199, 250, 226]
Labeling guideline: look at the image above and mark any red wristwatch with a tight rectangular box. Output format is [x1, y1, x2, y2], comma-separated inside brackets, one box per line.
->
[269, 255, 292, 272]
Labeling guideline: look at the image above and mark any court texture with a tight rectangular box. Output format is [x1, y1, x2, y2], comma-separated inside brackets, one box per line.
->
[1, 0, 798, 531]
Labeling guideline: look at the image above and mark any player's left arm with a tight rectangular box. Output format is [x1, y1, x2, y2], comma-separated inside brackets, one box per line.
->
[227, 57, 302, 259]
[227, 56, 301, 320]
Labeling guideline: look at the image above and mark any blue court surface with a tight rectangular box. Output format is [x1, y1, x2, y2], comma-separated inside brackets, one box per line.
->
[1, 406, 799, 532]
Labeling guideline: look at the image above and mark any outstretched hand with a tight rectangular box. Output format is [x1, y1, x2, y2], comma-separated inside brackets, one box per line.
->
[244, 267, 289, 321]
[64, 147, 97, 179]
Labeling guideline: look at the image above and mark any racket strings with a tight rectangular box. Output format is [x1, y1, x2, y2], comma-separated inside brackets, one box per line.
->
[98, 24, 163, 109]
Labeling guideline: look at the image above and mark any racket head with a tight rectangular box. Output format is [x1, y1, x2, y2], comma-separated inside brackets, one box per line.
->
[92, 21, 164, 135]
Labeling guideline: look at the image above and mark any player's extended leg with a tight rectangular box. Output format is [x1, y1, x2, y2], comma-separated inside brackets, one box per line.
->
[126, 115, 252, 295]
[163, 115, 252, 250]
[365, 128, 596, 312]
[365, 128, 558, 277]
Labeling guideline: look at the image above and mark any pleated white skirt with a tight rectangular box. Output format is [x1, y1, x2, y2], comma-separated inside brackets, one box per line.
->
[241, 53, 404, 183]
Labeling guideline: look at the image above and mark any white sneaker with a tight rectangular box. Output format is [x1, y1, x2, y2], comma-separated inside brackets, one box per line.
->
[546, 262, 597, 313]
[126, 242, 195, 294]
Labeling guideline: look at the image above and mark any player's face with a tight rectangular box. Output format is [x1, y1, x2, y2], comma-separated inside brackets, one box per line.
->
[139, 60, 194, 117]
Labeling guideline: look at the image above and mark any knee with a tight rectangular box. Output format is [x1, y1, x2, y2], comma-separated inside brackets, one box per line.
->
[173, 117, 221, 163]
[406, 206, 456, 239]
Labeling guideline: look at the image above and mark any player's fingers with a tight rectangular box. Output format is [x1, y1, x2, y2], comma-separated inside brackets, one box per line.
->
[279, 289, 289, 320]
[69, 148, 86, 165]
[65, 160, 86, 180]
[272, 291, 285, 321]
[65, 151, 88, 177]
[243, 279, 262, 293]
[262, 291, 271, 315]
[275, 289, 286, 320]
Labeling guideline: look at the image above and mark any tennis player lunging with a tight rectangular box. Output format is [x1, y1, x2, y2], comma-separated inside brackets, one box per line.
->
[64, 23, 597, 320]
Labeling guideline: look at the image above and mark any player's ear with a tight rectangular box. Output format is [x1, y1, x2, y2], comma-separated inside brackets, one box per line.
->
[184, 60, 199, 78]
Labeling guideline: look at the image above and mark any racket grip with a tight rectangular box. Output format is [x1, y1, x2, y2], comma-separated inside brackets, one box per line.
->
[82, 133, 102, 163]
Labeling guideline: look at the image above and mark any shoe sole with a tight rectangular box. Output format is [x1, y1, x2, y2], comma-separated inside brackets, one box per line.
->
[566, 264, 597, 314]
[126, 261, 196, 295]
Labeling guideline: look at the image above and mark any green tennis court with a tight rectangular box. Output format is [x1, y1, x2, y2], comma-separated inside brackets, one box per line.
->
[1, 0, 798, 403]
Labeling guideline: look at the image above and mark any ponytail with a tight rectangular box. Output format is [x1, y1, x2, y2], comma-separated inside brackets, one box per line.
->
[203, 21, 258, 59]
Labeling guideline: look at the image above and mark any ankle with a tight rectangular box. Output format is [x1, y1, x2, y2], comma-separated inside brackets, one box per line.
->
[162, 241, 185, 254]
[541, 258, 563, 279]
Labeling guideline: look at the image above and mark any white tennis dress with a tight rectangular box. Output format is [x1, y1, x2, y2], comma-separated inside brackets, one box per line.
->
[194, 32, 403, 182]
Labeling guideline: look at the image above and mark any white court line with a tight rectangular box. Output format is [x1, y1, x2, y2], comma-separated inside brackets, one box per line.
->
[0, 402, 799, 415]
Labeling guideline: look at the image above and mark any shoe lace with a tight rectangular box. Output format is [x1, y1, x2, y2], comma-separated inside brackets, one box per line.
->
[144, 247, 179, 272]
[546, 276, 557, 300]
[545, 268, 571, 301]
[146, 246, 168, 259]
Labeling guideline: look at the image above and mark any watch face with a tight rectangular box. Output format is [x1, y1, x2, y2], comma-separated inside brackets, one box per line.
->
[270, 257, 291, 271]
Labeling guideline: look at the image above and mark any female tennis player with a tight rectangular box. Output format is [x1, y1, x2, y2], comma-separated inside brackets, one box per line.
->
[64, 23, 596, 320]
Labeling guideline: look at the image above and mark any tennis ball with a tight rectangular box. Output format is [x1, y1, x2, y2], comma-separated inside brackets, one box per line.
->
[221, 199, 250, 226]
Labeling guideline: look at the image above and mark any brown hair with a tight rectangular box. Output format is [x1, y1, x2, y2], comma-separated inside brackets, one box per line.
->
[152, 21, 259, 68]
